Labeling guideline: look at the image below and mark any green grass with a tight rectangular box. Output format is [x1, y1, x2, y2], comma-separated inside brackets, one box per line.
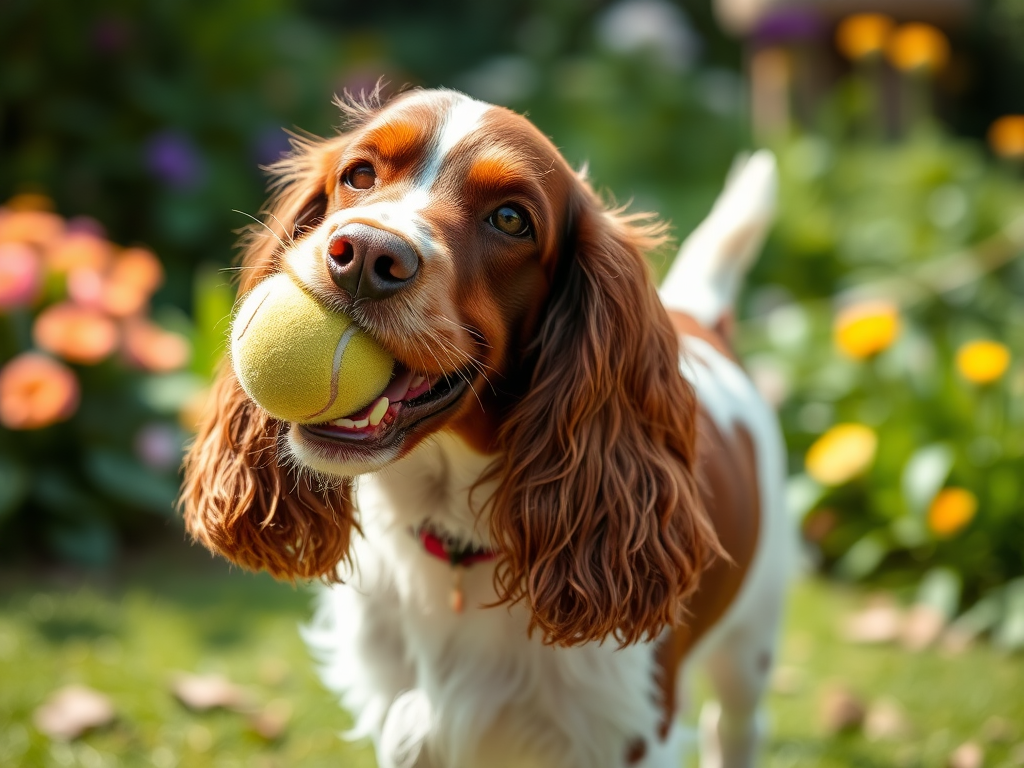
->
[1, 543, 1022, 768]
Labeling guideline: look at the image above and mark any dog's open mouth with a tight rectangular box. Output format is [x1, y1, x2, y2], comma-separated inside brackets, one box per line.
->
[299, 363, 470, 449]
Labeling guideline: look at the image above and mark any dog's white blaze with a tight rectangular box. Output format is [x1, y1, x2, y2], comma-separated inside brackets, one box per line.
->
[304, 91, 492, 267]
[416, 93, 491, 195]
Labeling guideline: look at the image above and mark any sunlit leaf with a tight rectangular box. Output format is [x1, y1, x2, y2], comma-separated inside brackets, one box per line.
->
[901, 443, 954, 517]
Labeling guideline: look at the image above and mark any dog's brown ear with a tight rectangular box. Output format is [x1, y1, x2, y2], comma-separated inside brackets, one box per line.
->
[181, 112, 377, 580]
[181, 366, 356, 581]
[488, 183, 723, 646]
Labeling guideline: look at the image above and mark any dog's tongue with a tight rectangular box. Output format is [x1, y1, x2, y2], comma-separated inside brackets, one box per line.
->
[382, 367, 416, 403]
[339, 368, 414, 419]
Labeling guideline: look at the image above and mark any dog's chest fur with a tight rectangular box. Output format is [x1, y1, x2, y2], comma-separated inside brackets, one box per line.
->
[308, 432, 662, 767]
[305, 335, 780, 768]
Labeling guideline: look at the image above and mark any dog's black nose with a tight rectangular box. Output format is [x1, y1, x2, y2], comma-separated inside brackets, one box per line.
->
[326, 223, 419, 300]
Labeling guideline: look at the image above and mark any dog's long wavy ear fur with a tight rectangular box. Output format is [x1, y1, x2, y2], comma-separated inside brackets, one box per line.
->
[489, 181, 724, 647]
[181, 128, 362, 582]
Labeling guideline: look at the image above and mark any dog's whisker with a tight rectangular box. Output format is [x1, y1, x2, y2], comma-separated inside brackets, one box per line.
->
[233, 209, 289, 252]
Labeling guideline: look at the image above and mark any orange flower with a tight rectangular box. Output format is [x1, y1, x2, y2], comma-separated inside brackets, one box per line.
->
[46, 231, 113, 274]
[805, 424, 878, 486]
[988, 116, 1024, 160]
[122, 319, 191, 373]
[5, 193, 55, 212]
[834, 301, 900, 359]
[836, 14, 894, 61]
[0, 352, 80, 430]
[0, 208, 65, 249]
[66, 248, 164, 318]
[886, 23, 950, 73]
[111, 248, 164, 294]
[956, 340, 1010, 385]
[927, 487, 977, 537]
[33, 303, 119, 365]
[0, 242, 44, 310]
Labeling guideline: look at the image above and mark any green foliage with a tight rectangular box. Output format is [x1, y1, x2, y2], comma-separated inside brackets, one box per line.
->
[0, 0, 742, 308]
[744, 101, 1024, 638]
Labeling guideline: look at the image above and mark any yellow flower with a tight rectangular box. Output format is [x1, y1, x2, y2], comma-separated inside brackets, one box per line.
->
[956, 340, 1010, 385]
[927, 487, 977, 537]
[834, 301, 900, 359]
[886, 23, 950, 73]
[805, 424, 878, 486]
[179, 386, 212, 433]
[836, 14, 894, 61]
[988, 116, 1024, 160]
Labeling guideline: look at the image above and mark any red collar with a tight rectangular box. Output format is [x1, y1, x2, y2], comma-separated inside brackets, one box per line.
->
[416, 528, 497, 567]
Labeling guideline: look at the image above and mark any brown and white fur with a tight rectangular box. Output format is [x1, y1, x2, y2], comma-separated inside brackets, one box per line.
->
[182, 88, 791, 768]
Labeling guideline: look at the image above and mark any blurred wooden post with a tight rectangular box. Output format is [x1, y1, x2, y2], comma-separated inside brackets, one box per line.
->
[750, 47, 792, 142]
[716, 0, 975, 139]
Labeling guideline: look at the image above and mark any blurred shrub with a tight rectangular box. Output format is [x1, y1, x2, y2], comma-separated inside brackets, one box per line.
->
[0, 0, 743, 307]
[743, 53, 1024, 645]
[0, 196, 232, 566]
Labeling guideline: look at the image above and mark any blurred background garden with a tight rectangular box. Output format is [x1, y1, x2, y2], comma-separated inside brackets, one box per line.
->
[2, 0, 1023, 765]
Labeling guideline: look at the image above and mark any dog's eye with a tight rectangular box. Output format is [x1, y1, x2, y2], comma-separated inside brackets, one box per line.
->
[345, 163, 376, 190]
[488, 205, 531, 237]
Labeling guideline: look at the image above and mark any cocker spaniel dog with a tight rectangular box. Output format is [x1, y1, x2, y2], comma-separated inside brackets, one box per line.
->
[182, 88, 790, 768]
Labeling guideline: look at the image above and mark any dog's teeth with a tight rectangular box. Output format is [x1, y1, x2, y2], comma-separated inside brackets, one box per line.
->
[333, 418, 356, 428]
[411, 375, 425, 389]
[369, 397, 389, 427]
[353, 418, 369, 428]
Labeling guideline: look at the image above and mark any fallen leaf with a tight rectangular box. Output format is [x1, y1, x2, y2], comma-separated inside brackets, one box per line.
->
[948, 741, 983, 768]
[843, 602, 903, 645]
[33, 685, 115, 740]
[171, 673, 250, 712]
[901, 604, 946, 651]
[864, 698, 909, 742]
[821, 685, 866, 735]
[248, 698, 292, 740]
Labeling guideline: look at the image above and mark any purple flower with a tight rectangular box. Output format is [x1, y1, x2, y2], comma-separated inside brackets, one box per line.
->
[65, 216, 106, 238]
[253, 128, 292, 167]
[753, 8, 825, 45]
[145, 131, 206, 190]
[134, 422, 182, 471]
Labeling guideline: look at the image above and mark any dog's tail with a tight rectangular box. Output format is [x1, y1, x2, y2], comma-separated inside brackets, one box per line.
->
[658, 150, 777, 333]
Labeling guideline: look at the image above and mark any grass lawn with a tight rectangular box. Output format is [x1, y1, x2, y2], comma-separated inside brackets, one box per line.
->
[1, 540, 1022, 768]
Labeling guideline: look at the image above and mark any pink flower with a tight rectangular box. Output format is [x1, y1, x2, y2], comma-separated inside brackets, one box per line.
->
[67, 247, 164, 318]
[122, 319, 191, 372]
[0, 242, 44, 310]
[0, 352, 80, 429]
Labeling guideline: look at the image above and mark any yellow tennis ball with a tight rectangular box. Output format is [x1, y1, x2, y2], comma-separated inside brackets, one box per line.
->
[231, 273, 394, 424]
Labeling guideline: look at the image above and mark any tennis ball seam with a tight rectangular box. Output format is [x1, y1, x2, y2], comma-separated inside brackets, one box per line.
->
[304, 323, 359, 421]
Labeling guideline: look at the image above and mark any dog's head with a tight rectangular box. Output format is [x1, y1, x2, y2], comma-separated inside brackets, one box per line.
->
[182, 89, 720, 645]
